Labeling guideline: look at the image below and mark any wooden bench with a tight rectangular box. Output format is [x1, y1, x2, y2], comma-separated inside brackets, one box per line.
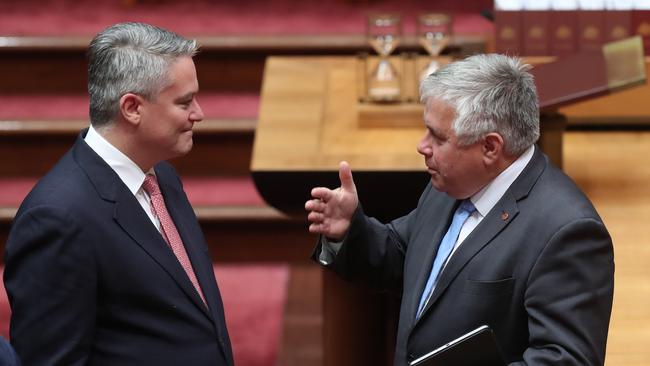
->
[0, 93, 259, 177]
[0, 32, 487, 96]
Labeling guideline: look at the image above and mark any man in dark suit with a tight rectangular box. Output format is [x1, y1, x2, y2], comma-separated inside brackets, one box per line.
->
[305, 54, 614, 365]
[4, 22, 233, 365]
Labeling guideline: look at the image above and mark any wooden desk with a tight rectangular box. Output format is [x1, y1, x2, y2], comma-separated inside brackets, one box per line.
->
[252, 56, 566, 221]
[252, 56, 427, 366]
[525, 56, 650, 126]
[252, 56, 432, 223]
[559, 59, 650, 126]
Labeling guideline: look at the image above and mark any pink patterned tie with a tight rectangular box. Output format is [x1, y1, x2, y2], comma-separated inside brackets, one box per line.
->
[142, 174, 207, 306]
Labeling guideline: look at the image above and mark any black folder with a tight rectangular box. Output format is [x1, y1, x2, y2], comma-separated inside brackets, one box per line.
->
[409, 325, 506, 366]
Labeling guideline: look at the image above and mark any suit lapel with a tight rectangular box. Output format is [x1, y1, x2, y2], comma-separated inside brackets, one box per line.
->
[406, 197, 457, 325]
[421, 194, 519, 317]
[72, 133, 213, 322]
[112, 189, 213, 321]
[415, 146, 547, 321]
[155, 171, 220, 322]
[156, 169, 234, 365]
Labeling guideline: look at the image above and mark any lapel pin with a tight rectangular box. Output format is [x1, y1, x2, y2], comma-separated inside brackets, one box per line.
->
[501, 211, 509, 221]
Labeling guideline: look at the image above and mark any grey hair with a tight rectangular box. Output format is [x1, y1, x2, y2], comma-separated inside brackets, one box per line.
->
[420, 54, 540, 155]
[88, 22, 199, 127]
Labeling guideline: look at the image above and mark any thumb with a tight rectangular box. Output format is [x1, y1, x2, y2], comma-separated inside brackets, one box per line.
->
[338, 161, 356, 192]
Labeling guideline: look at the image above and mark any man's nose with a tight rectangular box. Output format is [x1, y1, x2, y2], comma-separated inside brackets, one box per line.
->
[417, 134, 431, 156]
[191, 99, 204, 122]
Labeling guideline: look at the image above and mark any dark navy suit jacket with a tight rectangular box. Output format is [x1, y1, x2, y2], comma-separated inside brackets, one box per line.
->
[4, 132, 233, 365]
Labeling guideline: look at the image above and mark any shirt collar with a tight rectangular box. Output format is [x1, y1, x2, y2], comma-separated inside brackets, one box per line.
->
[84, 125, 152, 195]
[469, 145, 535, 217]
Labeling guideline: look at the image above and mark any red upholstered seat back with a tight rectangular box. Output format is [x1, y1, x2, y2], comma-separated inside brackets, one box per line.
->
[0, 268, 10, 338]
[0, 265, 289, 365]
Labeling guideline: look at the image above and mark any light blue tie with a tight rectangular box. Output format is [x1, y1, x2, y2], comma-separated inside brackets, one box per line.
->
[416, 199, 476, 319]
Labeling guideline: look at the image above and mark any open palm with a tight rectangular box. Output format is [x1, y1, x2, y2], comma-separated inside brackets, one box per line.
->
[305, 161, 359, 241]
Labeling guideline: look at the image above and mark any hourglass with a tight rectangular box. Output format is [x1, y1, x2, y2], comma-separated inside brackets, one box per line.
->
[366, 13, 402, 103]
[417, 13, 452, 81]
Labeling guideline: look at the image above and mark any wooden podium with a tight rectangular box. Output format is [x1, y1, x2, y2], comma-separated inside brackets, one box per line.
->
[251, 57, 432, 223]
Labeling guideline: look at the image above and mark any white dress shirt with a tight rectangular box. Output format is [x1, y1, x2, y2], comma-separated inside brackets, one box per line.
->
[448, 144, 534, 263]
[84, 125, 162, 232]
[319, 145, 535, 265]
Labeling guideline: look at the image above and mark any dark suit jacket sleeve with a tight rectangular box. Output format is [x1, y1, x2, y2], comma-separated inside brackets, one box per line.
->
[512, 217, 614, 366]
[5, 205, 96, 365]
[313, 200, 422, 295]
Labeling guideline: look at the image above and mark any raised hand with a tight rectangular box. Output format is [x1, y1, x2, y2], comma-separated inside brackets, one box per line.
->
[304, 161, 359, 241]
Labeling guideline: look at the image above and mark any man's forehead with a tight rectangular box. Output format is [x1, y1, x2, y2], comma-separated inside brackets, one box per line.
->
[425, 97, 455, 112]
[159, 59, 199, 93]
[424, 99, 455, 124]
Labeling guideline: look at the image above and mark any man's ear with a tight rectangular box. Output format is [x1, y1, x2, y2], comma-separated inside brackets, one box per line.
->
[482, 132, 504, 165]
[119, 93, 144, 126]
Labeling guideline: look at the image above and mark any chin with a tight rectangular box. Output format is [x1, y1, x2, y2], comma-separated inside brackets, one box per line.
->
[179, 147, 193, 156]
[170, 145, 193, 160]
[180, 139, 194, 153]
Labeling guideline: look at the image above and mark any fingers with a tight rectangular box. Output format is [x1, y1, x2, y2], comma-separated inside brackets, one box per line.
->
[307, 211, 325, 223]
[304, 161, 356, 239]
[308, 223, 326, 234]
[308, 161, 355, 201]
[305, 198, 326, 212]
[310, 187, 333, 202]
[338, 161, 356, 192]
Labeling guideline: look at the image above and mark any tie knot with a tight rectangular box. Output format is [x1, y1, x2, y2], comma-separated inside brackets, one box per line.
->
[142, 174, 161, 196]
[458, 199, 476, 215]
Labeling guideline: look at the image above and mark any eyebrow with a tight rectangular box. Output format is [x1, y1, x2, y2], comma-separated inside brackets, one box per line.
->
[427, 125, 446, 139]
[175, 91, 197, 102]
